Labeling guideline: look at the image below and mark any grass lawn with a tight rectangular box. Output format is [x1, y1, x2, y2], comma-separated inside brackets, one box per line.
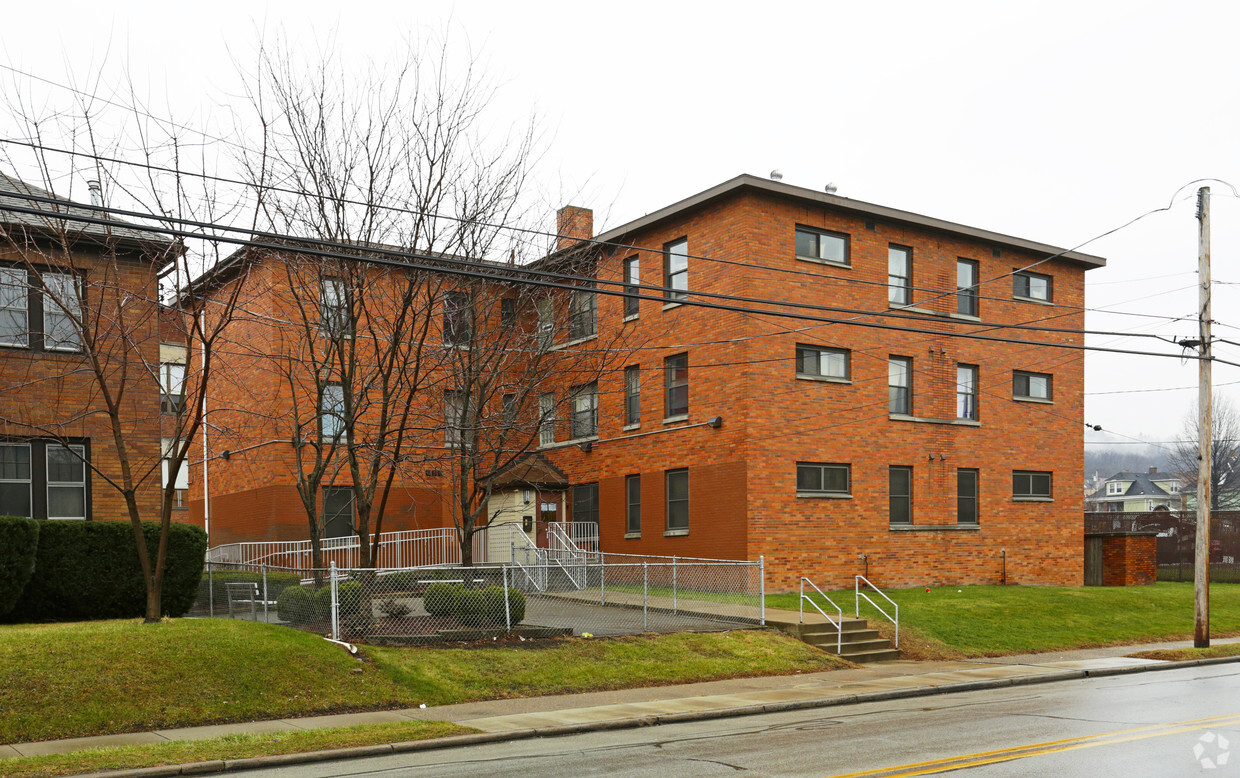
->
[764, 582, 1240, 657]
[0, 720, 470, 778]
[1128, 643, 1240, 661]
[0, 619, 843, 745]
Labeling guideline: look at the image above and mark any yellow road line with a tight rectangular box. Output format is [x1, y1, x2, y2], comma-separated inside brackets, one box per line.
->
[824, 711, 1240, 778]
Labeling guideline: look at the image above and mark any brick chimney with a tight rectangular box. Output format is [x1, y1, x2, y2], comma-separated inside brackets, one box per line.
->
[556, 205, 593, 252]
[1149, 466, 1158, 474]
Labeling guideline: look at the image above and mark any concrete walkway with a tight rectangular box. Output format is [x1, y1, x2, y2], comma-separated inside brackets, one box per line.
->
[6, 636, 1240, 775]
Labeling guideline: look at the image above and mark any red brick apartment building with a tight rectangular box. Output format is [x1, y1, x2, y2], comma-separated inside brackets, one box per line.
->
[0, 174, 166, 524]
[190, 174, 1104, 590]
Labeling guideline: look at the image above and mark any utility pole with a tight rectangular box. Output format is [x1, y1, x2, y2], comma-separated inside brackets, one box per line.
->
[1195, 186, 1212, 648]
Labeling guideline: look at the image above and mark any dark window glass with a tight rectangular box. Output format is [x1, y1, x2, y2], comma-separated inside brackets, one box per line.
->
[665, 353, 688, 417]
[1013, 371, 1052, 401]
[160, 363, 185, 415]
[0, 443, 31, 518]
[666, 468, 689, 531]
[795, 227, 850, 265]
[958, 469, 979, 524]
[572, 483, 599, 526]
[957, 364, 978, 420]
[796, 463, 850, 495]
[624, 365, 641, 426]
[500, 297, 516, 327]
[889, 466, 912, 524]
[569, 285, 597, 340]
[320, 277, 353, 338]
[571, 382, 598, 439]
[888, 245, 911, 305]
[888, 357, 912, 415]
[1013, 271, 1052, 302]
[956, 259, 978, 316]
[796, 344, 849, 379]
[322, 486, 354, 539]
[623, 256, 640, 317]
[443, 291, 472, 345]
[626, 474, 641, 534]
[1013, 470, 1052, 499]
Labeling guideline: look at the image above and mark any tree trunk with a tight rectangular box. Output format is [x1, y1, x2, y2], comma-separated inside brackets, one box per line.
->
[144, 575, 163, 623]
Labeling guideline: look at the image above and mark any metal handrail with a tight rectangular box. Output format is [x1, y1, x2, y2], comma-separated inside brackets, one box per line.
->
[855, 575, 899, 648]
[508, 560, 546, 592]
[799, 577, 843, 654]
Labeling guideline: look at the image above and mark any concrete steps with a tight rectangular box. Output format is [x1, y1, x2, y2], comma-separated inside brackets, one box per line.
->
[776, 616, 901, 663]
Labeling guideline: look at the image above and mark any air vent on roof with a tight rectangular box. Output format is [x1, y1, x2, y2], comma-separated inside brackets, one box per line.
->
[769, 170, 783, 181]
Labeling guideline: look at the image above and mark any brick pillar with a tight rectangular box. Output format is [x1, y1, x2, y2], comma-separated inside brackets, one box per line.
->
[557, 206, 593, 251]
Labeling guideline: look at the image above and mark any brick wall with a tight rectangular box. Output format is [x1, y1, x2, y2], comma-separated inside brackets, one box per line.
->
[1098, 532, 1158, 586]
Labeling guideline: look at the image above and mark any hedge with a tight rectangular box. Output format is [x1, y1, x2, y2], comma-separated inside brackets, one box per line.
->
[421, 582, 524, 626]
[3, 520, 208, 622]
[0, 516, 39, 615]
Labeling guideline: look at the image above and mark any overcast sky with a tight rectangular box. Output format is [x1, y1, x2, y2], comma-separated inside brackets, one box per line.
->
[3, 0, 1238, 452]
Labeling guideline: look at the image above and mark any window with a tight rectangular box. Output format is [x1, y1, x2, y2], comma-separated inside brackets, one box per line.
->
[1013, 470, 1052, 500]
[1013, 370, 1052, 401]
[536, 298, 553, 349]
[0, 443, 31, 518]
[665, 353, 689, 418]
[889, 466, 912, 525]
[160, 362, 185, 415]
[0, 268, 28, 347]
[956, 364, 978, 421]
[501, 393, 517, 428]
[568, 284, 597, 340]
[1013, 270, 1052, 302]
[666, 468, 689, 531]
[161, 438, 188, 510]
[443, 291, 471, 346]
[42, 273, 81, 351]
[0, 440, 90, 520]
[322, 486, 354, 539]
[572, 482, 599, 526]
[795, 226, 850, 266]
[888, 357, 912, 415]
[956, 259, 979, 316]
[623, 256, 640, 317]
[570, 382, 598, 439]
[319, 277, 352, 338]
[444, 391, 468, 448]
[796, 463, 850, 496]
[957, 469, 978, 524]
[888, 245, 912, 306]
[626, 474, 641, 534]
[664, 238, 688, 302]
[796, 344, 849, 380]
[1106, 481, 1126, 496]
[624, 365, 641, 427]
[500, 297, 516, 327]
[320, 383, 346, 442]
[539, 392, 555, 446]
[46, 444, 86, 520]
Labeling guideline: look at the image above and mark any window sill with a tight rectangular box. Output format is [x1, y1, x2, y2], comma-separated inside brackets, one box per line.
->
[1013, 396, 1053, 404]
[538, 435, 599, 451]
[662, 301, 685, 311]
[889, 523, 980, 531]
[797, 492, 853, 499]
[663, 414, 689, 425]
[624, 532, 641, 539]
[946, 312, 981, 322]
[623, 314, 639, 323]
[549, 334, 598, 352]
[795, 255, 851, 270]
[664, 529, 689, 537]
[888, 303, 934, 315]
[1014, 496, 1054, 502]
[796, 374, 851, 385]
[889, 414, 981, 427]
[1013, 295, 1053, 305]
[622, 423, 640, 432]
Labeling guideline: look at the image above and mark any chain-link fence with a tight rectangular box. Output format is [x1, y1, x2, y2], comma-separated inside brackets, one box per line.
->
[190, 556, 764, 643]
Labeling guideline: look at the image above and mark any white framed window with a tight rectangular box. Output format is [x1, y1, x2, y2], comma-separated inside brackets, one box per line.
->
[796, 344, 849, 380]
[796, 462, 850, 497]
[1106, 481, 1125, 496]
[664, 238, 688, 302]
[795, 226, 849, 266]
[957, 364, 978, 420]
[42, 273, 81, 351]
[539, 392, 555, 446]
[161, 438, 189, 510]
[160, 363, 185, 415]
[888, 245, 912, 305]
[0, 442, 32, 518]
[321, 383, 347, 442]
[46, 444, 86, 520]
[0, 268, 29, 347]
[320, 276, 352, 338]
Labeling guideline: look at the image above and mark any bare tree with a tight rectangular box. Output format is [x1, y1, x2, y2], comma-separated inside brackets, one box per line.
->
[1169, 394, 1240, 510]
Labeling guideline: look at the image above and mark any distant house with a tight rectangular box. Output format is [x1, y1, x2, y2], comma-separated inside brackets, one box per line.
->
[1085, 467, 1182, 512]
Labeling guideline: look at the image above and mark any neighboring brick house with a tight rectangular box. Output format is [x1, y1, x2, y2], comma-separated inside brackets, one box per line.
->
[1085, 467, 1182, 512]
[0, 173, 166, 523]
[188, 174, 1103, 589]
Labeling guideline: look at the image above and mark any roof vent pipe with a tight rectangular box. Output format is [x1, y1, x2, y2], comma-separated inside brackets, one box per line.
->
[769, 170, 783, 181]
[86, 179, 102, 207]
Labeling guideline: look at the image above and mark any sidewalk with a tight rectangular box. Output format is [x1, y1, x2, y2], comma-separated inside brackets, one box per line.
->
[6, 636, 1240, 775]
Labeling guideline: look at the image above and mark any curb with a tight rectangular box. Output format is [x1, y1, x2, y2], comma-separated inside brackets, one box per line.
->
[61, 654, 1240, 777]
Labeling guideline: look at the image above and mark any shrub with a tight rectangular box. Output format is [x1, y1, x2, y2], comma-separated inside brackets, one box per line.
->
[380, 570, 419, 593]
[197, 570, 301, 611]
[4, 520, 207, 622]
[423, 582, 459, 617]
[337, 580, 364, 616]
[456, 588, 487, 626]
[314, 586, 334, 622]
[505, 587, 527, 625]
[0, 517, 39, 616]
[276, 586, 314, 625]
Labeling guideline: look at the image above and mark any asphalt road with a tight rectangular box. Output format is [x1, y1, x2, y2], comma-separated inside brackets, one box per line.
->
[232, 664, 1240, 777]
